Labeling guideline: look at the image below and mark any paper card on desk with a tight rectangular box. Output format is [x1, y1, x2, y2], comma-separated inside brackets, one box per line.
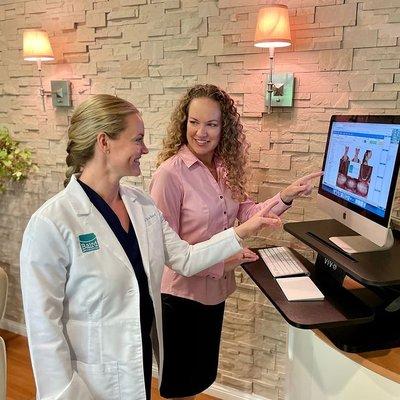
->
[276, 276, 324, 301]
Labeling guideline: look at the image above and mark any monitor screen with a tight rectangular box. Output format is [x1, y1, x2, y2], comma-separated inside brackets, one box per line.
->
[319, 115, 400, 227]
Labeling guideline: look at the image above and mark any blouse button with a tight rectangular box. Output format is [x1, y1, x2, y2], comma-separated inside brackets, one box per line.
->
[223, 211, 227, 215]
[219, 195, 223, 199]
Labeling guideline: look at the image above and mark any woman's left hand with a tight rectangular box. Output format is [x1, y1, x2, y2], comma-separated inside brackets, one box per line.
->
[280, 171, 324, 204]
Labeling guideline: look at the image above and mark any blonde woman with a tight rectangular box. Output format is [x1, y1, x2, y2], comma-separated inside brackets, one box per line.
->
[150, 84, 322, 400]
[20, 94, 282, 400]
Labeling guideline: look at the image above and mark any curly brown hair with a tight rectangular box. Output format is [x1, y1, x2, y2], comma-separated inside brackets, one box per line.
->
[157, 84, 249, 201]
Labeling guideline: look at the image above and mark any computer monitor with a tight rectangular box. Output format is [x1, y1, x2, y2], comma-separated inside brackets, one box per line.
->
[317, 115, 400, 253]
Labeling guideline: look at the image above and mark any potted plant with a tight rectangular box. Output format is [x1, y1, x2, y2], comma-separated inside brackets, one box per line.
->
[0, 126, 37, 192]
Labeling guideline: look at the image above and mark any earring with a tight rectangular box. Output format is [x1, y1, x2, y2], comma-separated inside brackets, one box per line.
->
[106, 149, 110, 154]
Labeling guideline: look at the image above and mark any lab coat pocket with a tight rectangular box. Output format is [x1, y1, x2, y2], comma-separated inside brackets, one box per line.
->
[72, 360, 120, 400]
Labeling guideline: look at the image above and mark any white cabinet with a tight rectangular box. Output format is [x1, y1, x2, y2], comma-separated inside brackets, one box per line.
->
[286, 327, 400, 400]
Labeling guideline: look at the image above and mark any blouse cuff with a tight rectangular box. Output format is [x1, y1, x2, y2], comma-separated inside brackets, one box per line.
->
[234, 230, 245, 247]
[279, 192, 293, 206]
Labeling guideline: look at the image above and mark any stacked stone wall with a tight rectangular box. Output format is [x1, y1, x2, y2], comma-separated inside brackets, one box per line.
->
[1, 1, 399, 398]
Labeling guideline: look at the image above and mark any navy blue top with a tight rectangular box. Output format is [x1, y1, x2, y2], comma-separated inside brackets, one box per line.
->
[78, 180, 154, 400]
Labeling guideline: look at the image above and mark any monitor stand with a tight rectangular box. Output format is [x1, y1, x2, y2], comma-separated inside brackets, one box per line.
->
[329, 229, 394, 254]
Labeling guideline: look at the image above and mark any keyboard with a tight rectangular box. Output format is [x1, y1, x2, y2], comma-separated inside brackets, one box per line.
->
[258, 247, 310, 278]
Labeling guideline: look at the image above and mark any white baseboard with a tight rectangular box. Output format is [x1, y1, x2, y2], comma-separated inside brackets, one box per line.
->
[152, 365, 270, 400]
[0, 318, 27, 336]
[205, 382, 270, 400]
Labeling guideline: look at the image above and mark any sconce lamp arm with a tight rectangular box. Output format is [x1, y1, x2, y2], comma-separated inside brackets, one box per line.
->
[266, 47, 275, 114]
[35, 60, 64, 98]
[35, 60, 46, 111]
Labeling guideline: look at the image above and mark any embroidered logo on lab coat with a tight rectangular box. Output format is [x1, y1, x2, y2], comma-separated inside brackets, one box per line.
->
[78, 233, 100, 253]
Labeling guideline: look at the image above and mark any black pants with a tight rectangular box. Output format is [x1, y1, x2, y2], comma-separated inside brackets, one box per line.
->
[160, 294, 225, 398]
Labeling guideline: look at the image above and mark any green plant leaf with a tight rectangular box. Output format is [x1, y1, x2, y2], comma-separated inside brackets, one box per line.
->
[0, 126, 38, 191]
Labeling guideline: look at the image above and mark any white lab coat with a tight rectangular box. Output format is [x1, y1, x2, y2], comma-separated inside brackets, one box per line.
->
[20, 175, 242, 400]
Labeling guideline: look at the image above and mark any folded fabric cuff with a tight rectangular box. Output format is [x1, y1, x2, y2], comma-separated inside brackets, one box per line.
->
[279, 193, 293, 206]
[234, 230, 244, 247]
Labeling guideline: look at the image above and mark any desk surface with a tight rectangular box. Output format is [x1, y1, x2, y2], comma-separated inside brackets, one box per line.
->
[284, 219, 400, 286]
[242, 250, 373, 329]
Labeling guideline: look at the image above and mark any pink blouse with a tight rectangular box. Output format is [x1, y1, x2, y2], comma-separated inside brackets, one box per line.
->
[149, 145, 290, 305]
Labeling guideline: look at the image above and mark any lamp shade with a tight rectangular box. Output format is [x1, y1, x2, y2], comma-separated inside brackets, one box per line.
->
[23, 30, 54, 61]
[254, 5, 291, 48]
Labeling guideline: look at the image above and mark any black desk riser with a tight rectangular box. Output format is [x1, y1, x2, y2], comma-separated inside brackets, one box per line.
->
[243, 219, 400, 353]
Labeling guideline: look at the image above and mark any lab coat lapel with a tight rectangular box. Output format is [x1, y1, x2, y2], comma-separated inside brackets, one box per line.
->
[84, 211, 134, 275]
[66, 175, 134, 276]
[120, 188, 150, 278]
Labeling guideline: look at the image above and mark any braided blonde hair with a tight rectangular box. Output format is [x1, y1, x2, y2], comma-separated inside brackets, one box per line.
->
[65, 94, 139, 187]
[157, 84, 249, 201]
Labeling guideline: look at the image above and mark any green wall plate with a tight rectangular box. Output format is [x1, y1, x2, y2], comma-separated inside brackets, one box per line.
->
[266, 72, 294, 108]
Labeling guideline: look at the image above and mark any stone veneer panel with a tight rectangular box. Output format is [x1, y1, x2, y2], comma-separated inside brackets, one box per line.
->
[1, 1, 400, 399]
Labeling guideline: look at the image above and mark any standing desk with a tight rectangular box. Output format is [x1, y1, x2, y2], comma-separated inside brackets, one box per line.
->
[242, 219, 400, 399]
[243, 219, 400, 352]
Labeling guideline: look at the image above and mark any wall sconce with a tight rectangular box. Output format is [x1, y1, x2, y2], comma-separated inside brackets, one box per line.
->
[254, 5, 293, 114]
[23, 30, 71, 111]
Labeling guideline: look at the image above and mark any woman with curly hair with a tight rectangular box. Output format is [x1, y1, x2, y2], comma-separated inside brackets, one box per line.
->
[150, 84, 321, 400]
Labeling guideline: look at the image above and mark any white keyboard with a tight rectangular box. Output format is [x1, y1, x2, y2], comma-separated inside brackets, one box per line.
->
[258, 247, 310, 278]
